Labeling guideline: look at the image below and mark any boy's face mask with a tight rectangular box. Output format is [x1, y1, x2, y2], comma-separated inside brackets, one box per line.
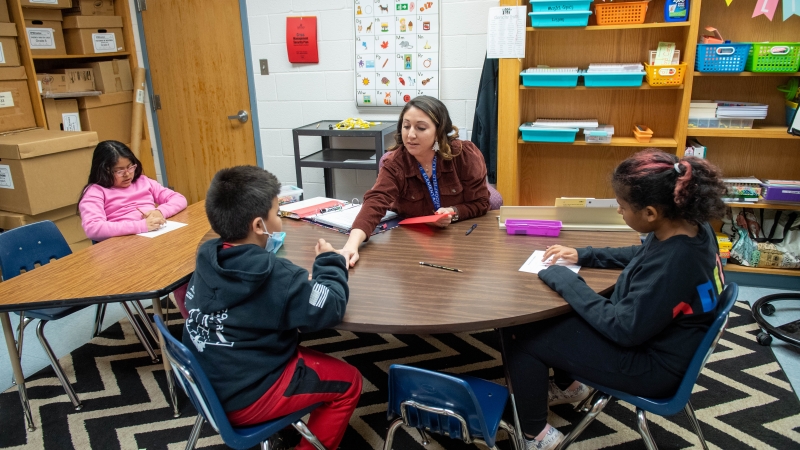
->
[260, 218, 285, 253]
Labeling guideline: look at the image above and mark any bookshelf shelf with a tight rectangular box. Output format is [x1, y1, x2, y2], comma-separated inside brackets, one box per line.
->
[693, 71, 800, 77]
[686, 126, 794, 139]
[724, 264, 800, 277]
[32, 52, 131, 60]
[724, 201, 800, 211]
[520, 83, 684, 91]
[527, 22, 691, 31]
[518, 137, 677, 147]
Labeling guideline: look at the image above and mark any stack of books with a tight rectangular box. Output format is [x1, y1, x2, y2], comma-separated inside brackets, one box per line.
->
[716, 102, 768, 119]
[761, 180, 800, 203]
[721, 177, 762, 203]
[716, 233, 732, 263]
[689, 101, 718, 119]
[531, 119, 599, 128]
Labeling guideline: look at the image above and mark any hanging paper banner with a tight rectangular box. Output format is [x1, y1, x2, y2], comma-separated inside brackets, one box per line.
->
[785, 0, 799, 20]
[725, 0, 733, 6]
[752, 0, 780, 20]
[286, 16, 319, 63]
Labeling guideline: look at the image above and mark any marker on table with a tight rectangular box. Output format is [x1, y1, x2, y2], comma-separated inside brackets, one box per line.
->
[419, 262, 463, 273]
[465, 223, 478, 235]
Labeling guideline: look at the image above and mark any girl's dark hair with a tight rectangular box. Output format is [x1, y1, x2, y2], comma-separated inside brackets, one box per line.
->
[77, 140, 144, 208]
[390, 95, 461, 160]
[612, 149, 726, 224]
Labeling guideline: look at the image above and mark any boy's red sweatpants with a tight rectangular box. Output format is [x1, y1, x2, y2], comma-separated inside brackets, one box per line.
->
[227, 346, 362, 450]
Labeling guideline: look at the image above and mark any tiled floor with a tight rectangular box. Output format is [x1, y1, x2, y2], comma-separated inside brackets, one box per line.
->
[2, 288, 799, 399]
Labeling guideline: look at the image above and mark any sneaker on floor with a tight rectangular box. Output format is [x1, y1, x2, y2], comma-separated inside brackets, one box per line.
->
[548, 380, 591, 406]
[525, 426, 565, 450]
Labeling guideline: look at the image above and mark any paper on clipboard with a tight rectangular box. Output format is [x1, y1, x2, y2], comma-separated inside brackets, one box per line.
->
[398, 213, 451, 225]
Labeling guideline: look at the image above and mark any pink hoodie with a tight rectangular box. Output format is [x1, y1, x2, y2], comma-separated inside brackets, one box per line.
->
[79, 175, 188, 242]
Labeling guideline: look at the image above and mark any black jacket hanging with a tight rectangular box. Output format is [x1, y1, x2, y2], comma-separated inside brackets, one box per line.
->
[471, 55, 499, 184]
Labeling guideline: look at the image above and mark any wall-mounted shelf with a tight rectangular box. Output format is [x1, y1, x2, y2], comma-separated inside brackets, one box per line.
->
[520, 83, 684, 91]
[518, 137, 677, 147]
[527, 22, 691, 31]
[687, 126, 793, 139]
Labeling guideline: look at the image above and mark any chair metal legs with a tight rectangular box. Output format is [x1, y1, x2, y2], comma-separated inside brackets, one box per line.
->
[499, 419, 521, 450]
[684, 402, 709, 450]
[185, 414, 204, 450]
[132, 300, 159, 342]
[36, 320, 82, 410]
[292, 420, 327, 449]
[93, 303, 106, 337]
[120, 302, 160, 363]
[383, 417, 404, 450]
[636, 409, 658, 450]
[556, 392, 611, 450]
[2, 312, 35, 431]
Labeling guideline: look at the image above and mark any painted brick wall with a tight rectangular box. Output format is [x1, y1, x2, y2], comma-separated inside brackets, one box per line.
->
[245, 0, 497, 200]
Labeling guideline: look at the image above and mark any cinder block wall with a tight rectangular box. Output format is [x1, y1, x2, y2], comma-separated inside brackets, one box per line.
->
[246, 0, 496, 200]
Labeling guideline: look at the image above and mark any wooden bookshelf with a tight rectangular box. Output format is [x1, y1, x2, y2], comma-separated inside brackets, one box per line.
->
[520, 83, 684, 90]
[724, 264, 800, 277]
[32, 52, 132, 60]
[687, 126, 794, 139]
[518, 137, 678, 147]
[693, 71, 800, 77]
[527, 22, 691, 31]
[724, 201, 800, 211]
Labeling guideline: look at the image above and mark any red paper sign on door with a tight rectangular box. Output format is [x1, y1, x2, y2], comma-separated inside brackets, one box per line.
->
[286, 16, 318, 63]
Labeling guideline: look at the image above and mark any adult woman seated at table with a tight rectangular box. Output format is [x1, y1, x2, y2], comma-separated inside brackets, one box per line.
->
[340, 95, 490, 267]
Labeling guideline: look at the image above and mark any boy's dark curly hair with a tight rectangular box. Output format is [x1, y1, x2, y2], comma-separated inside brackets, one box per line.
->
[612, 149, 726, 224]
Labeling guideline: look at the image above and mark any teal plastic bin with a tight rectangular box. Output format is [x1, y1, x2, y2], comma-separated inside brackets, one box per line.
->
[520, 70, 580, 87]
[529, 0, 593, 12]
[520, 123, 580, 143]
[529, 11, 592, 27]
[583, 71, 645, 87]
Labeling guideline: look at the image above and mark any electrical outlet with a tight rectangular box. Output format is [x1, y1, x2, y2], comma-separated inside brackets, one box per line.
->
[259, 59, 269, 75]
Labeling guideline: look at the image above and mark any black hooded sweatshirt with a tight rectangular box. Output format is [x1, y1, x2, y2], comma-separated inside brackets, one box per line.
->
[182, 238, 349, 412]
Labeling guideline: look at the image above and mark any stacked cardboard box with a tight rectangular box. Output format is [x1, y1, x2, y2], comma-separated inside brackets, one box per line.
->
[0, 66, 35, 132]
[0, 22, 20, 67]
[23, 8, 66, 56]
[63, 15, 124, 55]
[78, 90, 131, 142]
[64, 0, 115, 17]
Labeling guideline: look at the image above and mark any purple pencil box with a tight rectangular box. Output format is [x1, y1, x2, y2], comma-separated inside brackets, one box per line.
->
[505, 219, 563, 237]
[761, 183, 800, 202]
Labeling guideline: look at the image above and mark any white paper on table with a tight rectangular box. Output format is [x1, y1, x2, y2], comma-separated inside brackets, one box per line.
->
[486, 6, 526, 59]
[519, 250, 581, 274]
[137, 221, 187, 238]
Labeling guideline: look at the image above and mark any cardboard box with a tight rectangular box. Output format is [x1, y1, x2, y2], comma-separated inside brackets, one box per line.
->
[23, 8, 66, 55]
[37, 68, 95, 94]
[69, 238, 91, 252]
[62, 15, 123, 55]
[0, 0, 10, 23]
[78, 90, 130, 142]
[43, 98, 81, 131]
[0, 129, 98, 215]
[64, 0, 114, 16]
[0, 207, 87, 244]
[82, 59, 130, 93]
[0, 23, 20, 67]
[0, 67, 35, 133]
[20, 0, 72, 9]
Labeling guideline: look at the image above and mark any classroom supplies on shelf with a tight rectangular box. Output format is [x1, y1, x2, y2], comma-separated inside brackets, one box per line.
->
[532, 118, 599, 128]
[716, 102, 768, 119]
[722, 177, 762, 202]
[519, 123, 580, 142]
[778, 78, 799, 102]
[528, 10, 592, 27]
[788, 100, 799, 127]
[529, 0, 593, 12]
[593, 0, 649, 25]
[700, 27, 724, 45]
[687, 118, 754, 129]
[716, 233, 732, 260]
[745, 43, 800, 73]
[333, 118, 382, 130]
[649, 50, 681, 65]
[277, 185, 304, 205]
[582, 125, 615, 143]
[506, 219, 562, 237]
[761, 180, 800, 203]
[695, 41, 751, 73]
[685, 138, 706, 158]
[643, 63, 687, 87]
[582, 70, 645, 87]
[520, 67, 581, 87]
[653, 42, 677, 65]
[633, 124, 653, 142]
[587, 63, 644, 72]
[663, 0, 689, 22]
[689, 100, 718, 119]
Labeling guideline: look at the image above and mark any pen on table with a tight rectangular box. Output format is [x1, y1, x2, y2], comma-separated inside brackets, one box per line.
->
[465, 223, 478, 236]
[419, 262, 463, 273]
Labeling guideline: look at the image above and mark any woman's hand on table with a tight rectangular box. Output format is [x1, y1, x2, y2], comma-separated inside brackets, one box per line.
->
[339, 229, 367, 268]
[542, 245, 578, 265]
[431, 208, 455, 228]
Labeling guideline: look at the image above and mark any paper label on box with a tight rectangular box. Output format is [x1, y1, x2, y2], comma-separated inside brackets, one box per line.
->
[37, 80, 42, 93]
[62, 113, 81, 131]
[92, 33, 117, 53]
[0, 165, 13, 190]
[27, 29, 56, 49]
[0, 43, 5, 65]
[0, 92, 14, 108]
[30, 0, 59, 3]
[136, 89, 145, 104]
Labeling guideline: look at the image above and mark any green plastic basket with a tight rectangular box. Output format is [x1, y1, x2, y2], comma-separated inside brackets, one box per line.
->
[744, 42, 800, 73]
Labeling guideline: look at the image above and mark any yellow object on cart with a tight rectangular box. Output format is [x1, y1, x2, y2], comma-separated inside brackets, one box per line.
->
[334, 118, 382, 130]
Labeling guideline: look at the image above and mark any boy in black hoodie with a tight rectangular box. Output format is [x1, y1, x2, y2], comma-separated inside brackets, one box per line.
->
[183, 166, 361, 450]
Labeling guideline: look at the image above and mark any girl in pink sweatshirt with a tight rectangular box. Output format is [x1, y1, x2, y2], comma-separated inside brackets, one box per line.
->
[79, 141, 187, 242]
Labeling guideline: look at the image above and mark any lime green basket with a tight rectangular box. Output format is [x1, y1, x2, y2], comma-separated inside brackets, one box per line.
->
[745, 42, 800, 73]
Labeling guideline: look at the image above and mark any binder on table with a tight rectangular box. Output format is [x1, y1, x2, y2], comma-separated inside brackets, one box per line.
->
[279, 197, 346, 219]
[309, 204, 398, 234]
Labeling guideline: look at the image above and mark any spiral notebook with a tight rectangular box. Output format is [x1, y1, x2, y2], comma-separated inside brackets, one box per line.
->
[312, 204, 397, 232]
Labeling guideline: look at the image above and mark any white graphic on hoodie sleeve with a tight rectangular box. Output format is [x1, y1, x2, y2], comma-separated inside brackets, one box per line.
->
[309, 283, 329, 308]
[185, 307, 234, 352]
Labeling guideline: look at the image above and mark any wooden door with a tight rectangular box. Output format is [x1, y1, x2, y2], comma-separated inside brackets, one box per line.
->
[140, 0, 257, 203]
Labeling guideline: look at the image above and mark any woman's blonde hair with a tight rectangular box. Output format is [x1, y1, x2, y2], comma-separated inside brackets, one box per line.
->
[389, 95, 461, 160]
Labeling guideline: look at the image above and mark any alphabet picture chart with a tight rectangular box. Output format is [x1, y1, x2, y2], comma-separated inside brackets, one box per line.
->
[355, 0, 440, 107]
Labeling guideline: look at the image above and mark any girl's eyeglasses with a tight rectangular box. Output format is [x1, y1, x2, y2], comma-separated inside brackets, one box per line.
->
[112, 164, 137, 177]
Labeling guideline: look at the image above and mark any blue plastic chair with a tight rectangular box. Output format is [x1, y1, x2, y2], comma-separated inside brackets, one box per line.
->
[153, 316, 327, 450]
[557, 282, 740, 450]
[384, 364, 519, 450]
[0, 221, 88, 417]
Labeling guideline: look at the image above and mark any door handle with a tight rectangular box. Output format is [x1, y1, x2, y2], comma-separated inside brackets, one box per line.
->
[227, 110, 249, 123]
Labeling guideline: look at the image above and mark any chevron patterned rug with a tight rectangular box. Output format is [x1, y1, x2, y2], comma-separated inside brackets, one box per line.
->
[1, 300, 798, 450]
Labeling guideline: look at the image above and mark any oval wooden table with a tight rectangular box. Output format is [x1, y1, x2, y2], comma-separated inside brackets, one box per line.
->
[200, 213, 640, 334]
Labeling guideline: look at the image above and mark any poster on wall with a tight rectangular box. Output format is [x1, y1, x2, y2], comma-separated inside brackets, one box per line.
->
[354, 0, 440, 107]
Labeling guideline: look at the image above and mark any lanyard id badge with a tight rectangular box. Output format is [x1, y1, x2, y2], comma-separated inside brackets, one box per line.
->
[418, 157, 441, 210]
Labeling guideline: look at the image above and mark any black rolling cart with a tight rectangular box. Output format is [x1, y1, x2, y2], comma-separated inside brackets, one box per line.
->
[292, 120, 397, 198]
[753, 293, 800, 347]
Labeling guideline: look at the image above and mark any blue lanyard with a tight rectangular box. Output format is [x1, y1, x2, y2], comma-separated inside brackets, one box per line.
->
[418, 157, 441, 210]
